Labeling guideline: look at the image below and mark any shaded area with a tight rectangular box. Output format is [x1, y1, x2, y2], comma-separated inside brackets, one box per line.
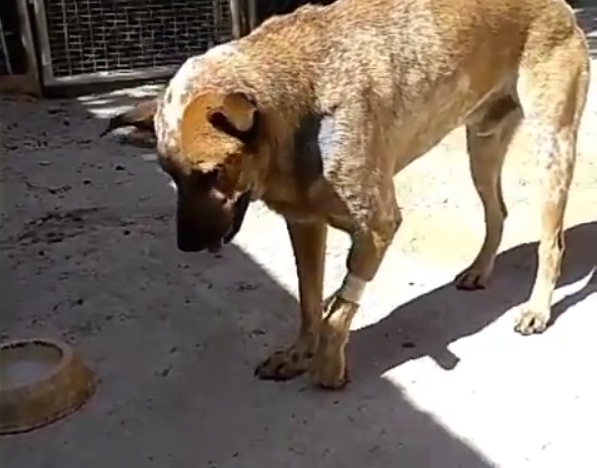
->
[0, 93, 497, 468]
[0, 0, 28, 75]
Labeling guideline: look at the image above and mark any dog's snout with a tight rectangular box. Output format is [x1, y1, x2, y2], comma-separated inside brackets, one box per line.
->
[176, 227, 203, 251]
[175, 189, 249, 254]
[176, 226, 221, 252]
[176, 237, 205, 252]
[176, 215, 229, 253]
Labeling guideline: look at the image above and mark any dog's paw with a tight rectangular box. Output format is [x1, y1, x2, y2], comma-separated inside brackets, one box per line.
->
[513, 307, 550, 335]
[306, 295, 357, 390]
[308, 350, 350, 390]
[254, 347, 311, 381]
[454, 263, 492, 290]
[308, 327, 351, 390]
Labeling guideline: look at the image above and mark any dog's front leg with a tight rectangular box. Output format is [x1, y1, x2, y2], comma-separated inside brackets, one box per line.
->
[309, 208, 402, 389]
[254, 220, 327, 381]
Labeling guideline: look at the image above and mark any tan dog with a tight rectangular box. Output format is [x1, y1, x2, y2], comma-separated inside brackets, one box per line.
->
[102, 0, 591, 389]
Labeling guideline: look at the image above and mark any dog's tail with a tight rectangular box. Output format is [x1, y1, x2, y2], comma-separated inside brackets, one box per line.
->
[100, 99, 159, 137]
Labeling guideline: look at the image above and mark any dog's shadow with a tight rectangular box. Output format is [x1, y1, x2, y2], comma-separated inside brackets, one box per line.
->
[350, 220, 596, 377]
[105, 118, 597, 377]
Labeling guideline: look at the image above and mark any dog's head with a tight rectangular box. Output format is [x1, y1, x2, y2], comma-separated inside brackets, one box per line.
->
[158, 90, 265, 253]
[101, 87, 267, 252]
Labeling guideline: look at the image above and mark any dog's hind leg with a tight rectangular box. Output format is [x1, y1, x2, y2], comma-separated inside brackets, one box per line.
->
[455, 96, 522, 290]
[513, 33, 590, 335]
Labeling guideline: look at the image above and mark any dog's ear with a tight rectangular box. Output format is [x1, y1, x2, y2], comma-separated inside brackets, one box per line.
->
[100, 98, 158, 137]
[207, 92, 260, 142]
[182, 92, 260, 146]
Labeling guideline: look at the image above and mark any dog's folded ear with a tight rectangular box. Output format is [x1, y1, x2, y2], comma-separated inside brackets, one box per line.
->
[184, 91, 260, 144]
[207, 92, 260, 142]
[99, 98, 159, 137]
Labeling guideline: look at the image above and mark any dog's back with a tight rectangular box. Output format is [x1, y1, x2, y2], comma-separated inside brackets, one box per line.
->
[239, 0, 586, 165]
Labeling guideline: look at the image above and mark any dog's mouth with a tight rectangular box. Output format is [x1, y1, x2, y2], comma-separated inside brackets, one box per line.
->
[177, 190, 252, 253]
[222, 190, 252, 245]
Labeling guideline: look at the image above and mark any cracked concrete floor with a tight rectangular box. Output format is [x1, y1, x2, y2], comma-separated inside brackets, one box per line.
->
[1, 11, 596, 468]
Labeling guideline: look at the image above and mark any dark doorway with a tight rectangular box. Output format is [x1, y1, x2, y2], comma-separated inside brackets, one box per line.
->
[0, 0, 28, 75]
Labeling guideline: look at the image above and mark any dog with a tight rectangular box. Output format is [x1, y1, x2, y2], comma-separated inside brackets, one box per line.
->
[101, 0, 591, 390]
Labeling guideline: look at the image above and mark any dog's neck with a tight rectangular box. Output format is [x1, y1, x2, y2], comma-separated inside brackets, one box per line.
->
[157, 5, 333, 203]
[235, 11, 333, 195]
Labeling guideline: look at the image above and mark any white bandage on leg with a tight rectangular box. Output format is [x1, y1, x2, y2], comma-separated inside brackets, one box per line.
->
[337, 273, 368, 304]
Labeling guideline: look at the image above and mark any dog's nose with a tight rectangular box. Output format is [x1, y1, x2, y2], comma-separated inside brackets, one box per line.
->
[176, 230, 209, 252]
[177, 229, 225, 253]
[177, 238, 205, 252]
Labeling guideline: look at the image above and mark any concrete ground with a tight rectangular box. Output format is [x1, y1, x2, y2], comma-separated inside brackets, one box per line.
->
[1, 9, 596, 468]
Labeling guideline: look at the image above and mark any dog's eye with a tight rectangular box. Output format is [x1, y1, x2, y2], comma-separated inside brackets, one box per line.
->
[158, 158, 179, 180]
[190, 169, 220, 187]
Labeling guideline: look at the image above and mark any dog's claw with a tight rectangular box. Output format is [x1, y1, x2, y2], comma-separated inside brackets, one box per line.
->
[514, 308, 549, 335]
[254, 348, 310, 381]
[454, 264, 492, 290]
[310, 363, 350, 390]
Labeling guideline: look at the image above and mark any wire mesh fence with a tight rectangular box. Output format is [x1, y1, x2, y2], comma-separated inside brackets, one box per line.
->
[36, 0, 232, 84]
[30, 0, 337, 87]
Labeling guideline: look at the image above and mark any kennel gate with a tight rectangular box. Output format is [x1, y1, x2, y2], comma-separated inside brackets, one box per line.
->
[30, 0, 233, 87]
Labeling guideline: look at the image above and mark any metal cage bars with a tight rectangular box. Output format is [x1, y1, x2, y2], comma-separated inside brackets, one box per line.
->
[31, 0, 233, 86]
